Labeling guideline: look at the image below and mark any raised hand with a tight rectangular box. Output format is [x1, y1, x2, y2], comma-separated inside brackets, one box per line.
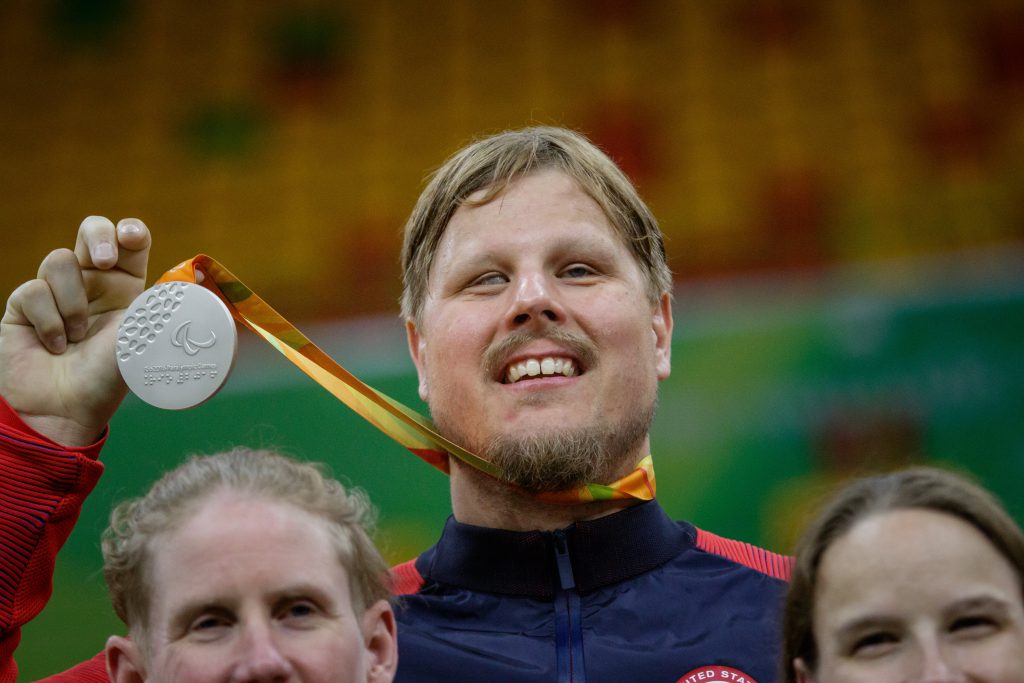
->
[0, 217, 152, 446]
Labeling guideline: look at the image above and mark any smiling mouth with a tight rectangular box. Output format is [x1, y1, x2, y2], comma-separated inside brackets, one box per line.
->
[503, 356, 578, 384]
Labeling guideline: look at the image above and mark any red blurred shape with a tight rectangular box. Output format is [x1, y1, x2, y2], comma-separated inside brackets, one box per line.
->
[755, 167, 831, 270]
[573, 0, 653, 25]
[916, 101, 995, 170]
[730, 0, 813, 50]
[322, 219, 402, 318]
[587, 100, 660, 186]
[980, 6, 1024, 91]
[815, 407, 923, 474]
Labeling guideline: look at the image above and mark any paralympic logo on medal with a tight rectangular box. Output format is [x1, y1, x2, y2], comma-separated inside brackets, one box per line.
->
[117, 280, 238, 410]
[171, 320, 217, 355]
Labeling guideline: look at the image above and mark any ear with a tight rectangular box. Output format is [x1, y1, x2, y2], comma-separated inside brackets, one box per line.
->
[793, 657, 816, 683]
[105, 634, 146, 683]
[405, 318, 430, 401]
[652, 292, 673, 380]
[362, 599, 398, 683]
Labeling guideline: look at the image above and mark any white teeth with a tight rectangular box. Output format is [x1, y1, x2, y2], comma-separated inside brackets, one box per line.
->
[505, 356, 578, 383]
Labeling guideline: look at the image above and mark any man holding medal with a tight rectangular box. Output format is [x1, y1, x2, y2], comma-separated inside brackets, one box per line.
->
[0, 128, 791, 682]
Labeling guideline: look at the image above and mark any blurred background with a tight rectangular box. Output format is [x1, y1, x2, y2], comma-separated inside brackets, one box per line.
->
[2, 0, 1023, 677]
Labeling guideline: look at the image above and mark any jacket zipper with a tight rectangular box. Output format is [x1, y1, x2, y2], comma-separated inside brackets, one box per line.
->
[553, 530, 586, 683]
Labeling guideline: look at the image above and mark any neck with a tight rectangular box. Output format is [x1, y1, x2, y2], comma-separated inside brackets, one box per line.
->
[448, 458, 639, 531]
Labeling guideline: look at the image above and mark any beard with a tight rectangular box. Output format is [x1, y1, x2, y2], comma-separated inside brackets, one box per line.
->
[435, 397, 656, 494]
[431, 328, 657, 493]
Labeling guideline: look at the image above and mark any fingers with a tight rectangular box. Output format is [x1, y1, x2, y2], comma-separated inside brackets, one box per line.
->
[4, 278, 71, 353]
[36, 248, 89, 344]
[113, 217, 152, 280]
[74, 216, 152, 280]
[74, 215, 117, 269]
[4, 216, 153, 354]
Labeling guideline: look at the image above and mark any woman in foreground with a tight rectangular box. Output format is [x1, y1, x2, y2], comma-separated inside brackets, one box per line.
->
[782, 466, 1024, 682]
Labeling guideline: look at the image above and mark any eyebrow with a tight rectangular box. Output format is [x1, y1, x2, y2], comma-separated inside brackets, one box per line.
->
[941, 594, 1013, 619]
[833, 614, 901, 641]
[455, 233, 620, 268]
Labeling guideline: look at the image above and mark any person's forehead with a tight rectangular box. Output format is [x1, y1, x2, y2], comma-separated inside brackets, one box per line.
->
[148, 494, 348, 604]
[459, 169, 604, 217]
[834, 508, 979, 550]
[441, 171, 622, 254]
[816, 508, 1015, 605]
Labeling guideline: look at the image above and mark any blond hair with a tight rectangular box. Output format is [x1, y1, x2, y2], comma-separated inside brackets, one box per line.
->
[400, 126, 672, 322]
[102, 448, 390, 638]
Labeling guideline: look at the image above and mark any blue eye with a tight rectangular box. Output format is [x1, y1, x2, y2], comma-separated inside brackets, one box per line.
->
[280, 600, 320, 622]
[470, 273, 507, 287]
[562, 265, 594, 278]
[289, 603, 314, 617]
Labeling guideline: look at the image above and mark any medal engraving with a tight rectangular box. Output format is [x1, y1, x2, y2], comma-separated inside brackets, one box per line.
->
[116, 282, 237, 409]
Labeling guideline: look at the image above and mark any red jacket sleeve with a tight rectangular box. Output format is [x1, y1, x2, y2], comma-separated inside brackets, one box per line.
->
[0, 396, 106, 683]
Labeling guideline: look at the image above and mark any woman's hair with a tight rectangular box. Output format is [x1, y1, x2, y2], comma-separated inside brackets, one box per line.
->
[781, 466, 1024, 682]
[102, 447, 391, 639]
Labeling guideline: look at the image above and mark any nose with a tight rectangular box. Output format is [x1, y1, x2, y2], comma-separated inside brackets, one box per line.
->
[230, 623, 295, 683]
[915, 641, 965, 683]
[506, 271, 565, 329]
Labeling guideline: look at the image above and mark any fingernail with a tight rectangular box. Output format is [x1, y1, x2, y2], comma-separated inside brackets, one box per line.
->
[119, 222, 141, 236]
[93, 241, 115, 262]
[51, 335, 67, 353]
[68, 322, 87, 341]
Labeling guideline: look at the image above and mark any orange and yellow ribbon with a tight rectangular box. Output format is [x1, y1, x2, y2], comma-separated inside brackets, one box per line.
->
[157, 255, 656, 503]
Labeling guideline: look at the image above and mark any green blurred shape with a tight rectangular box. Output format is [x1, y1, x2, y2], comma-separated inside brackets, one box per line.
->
[16, 270, 1024, 679]
[181, 101, 267, 160]
[49, 0, 130, 46]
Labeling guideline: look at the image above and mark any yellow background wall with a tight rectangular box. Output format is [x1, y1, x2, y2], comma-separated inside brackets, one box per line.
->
[3, 0, 1023, 320]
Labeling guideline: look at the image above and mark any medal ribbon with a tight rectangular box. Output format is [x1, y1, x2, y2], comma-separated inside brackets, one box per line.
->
[157, 255, 656, 503]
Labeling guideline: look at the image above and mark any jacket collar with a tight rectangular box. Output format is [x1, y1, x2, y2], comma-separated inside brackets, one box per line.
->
[417, 500, 692, 599]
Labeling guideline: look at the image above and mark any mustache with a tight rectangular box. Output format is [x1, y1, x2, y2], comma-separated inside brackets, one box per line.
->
[484, 329, 598, 378]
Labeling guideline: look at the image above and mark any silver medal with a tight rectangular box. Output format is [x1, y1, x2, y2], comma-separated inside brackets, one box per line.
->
[116, 282, 237, 410]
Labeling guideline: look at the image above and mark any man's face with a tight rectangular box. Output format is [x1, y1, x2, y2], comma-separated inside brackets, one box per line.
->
[106, 492, 396, 683]
[407, 169, 672, 491]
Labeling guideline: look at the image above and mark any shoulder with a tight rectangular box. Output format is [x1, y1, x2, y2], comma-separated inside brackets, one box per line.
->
[391, 557, 426, 595]
[691, 526, 793, 581]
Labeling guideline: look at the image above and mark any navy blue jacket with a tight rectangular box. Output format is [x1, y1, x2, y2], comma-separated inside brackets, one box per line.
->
[392, 500, 791, 683]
